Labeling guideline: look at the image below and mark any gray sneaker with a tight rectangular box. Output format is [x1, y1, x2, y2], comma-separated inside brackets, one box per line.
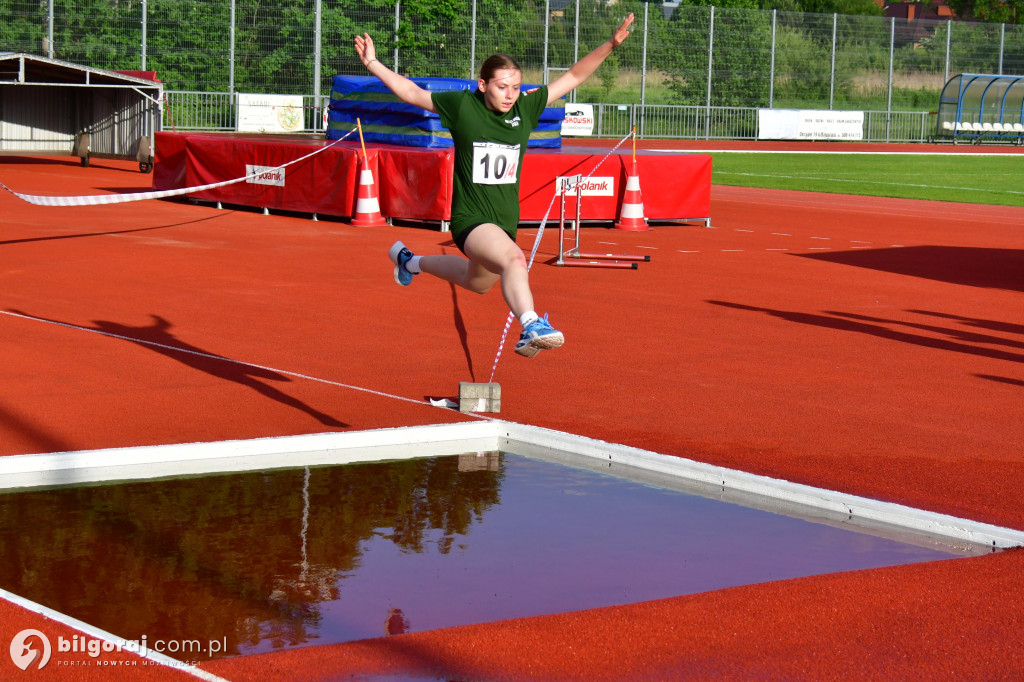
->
[388, 241, 417, 286]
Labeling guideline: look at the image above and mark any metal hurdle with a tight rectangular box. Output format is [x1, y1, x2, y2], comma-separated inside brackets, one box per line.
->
[554, 175, 650, 270]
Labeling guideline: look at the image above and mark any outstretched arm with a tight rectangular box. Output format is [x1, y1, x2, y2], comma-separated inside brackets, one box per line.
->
[354, 33, 436, 113]
[546, 13, 634, 105]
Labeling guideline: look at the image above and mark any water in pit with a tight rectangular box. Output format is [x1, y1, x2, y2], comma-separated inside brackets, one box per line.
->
[0, 451, 973, 660]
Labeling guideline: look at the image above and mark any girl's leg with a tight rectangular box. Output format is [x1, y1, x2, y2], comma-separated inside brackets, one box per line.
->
[462, 224, 534, 318]
[398, 225, 562, 357]
[420, 224, 534, 318]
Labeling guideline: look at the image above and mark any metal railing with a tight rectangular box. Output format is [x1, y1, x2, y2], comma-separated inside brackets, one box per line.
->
[162, 92, 330, 133]
[161, 91, 937, 143]
[596, 103, 932, 142]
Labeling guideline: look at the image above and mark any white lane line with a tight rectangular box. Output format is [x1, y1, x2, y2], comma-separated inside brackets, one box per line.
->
[717, 170, 1024, 195]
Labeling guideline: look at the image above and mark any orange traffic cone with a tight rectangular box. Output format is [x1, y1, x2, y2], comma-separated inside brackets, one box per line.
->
[614, 160, 649, 231]
[349, 153, 389, 227]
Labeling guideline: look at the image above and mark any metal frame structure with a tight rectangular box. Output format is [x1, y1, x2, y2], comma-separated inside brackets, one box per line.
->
[935, 73, 1024, 145]
[0, 53, 163, 172]
[555, 176, 650, 271]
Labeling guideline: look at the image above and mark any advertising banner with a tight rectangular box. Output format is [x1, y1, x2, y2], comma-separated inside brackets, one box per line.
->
[561, 103, 595, 136]
[237, 94, 304, 133]
[758, 109, 864, 140]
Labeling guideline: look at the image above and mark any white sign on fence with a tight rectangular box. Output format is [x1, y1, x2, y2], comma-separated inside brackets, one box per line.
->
[758, 109, 864, 141]
[561, 103, 595, 136]
[237, 93, 304, 133]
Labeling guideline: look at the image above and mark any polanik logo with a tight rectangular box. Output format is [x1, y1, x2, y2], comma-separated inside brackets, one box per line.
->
[10, 629, 52, 671]
[504, 115, 522, 128]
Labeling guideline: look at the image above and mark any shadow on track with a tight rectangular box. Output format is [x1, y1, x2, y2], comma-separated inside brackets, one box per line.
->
[6, 310, 348, 428]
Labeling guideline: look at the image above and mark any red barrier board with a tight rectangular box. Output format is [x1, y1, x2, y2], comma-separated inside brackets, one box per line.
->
[375, 146, 453, 221]
[153, 132, 710, 224]
[518, 147, 711, 221]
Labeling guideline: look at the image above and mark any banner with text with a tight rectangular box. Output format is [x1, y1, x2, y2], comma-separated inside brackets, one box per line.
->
[237, 93, 304, 133]
[561, 103, 595, 136]
[758, 109, 864, 141]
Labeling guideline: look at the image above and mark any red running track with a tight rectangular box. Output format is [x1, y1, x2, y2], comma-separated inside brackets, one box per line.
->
[0, 152, 1022, 680]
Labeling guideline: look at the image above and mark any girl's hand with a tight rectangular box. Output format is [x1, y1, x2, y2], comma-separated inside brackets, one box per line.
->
[354, 33, 377, 67]
[611, 14, 634, 48]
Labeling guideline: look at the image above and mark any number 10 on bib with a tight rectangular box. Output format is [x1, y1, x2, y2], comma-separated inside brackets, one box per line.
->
[472, 142, 519, 185]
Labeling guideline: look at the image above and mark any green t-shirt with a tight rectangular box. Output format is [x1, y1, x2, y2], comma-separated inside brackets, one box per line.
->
[432, 85, 549, 242]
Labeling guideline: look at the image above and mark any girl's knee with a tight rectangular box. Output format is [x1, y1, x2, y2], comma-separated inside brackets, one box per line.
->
[496, 250, 527, 277]
[466, 269, 500, 294]
[509, 251, 528, 270]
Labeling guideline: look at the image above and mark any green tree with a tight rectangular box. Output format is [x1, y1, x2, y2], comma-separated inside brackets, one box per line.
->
[946, 0, 1022, 23]
[795, 0, 884, 15]
[659, 5, 773, 107]
[771, 24, 833, 107]
[1, 2, 47, 54]
[393, 0, 469, 77]
[47, 0, 140, 69]
[146, 0, 230, 91]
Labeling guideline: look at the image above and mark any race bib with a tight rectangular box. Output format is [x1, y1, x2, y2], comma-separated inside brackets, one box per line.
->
[472, 142, 519, 185]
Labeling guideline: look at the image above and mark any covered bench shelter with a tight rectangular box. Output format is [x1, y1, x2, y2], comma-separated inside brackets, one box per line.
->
[935, 73, 1024, 145]
[0, 53, 162, 172]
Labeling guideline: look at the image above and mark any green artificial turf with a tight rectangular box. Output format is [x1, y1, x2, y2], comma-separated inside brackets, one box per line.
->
[708, 153, 1024, 207]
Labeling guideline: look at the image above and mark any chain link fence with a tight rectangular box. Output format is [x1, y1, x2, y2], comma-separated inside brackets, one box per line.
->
[5, 1, 1023, 141]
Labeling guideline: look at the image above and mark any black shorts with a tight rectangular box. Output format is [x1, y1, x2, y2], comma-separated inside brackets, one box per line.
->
[452, 222, 517, 254]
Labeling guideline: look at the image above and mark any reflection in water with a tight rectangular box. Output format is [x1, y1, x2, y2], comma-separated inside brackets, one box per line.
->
[0, 452, 963, 661]
[0, 454, 503, 658]
[385, 608, 409, 636]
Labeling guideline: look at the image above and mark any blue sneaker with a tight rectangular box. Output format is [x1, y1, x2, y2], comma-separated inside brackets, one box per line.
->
[388, 241, 417, 286]
[515, 314, 565, 358]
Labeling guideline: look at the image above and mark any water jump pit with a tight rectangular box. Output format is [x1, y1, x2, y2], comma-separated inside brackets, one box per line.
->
[0, 421, 1017, 663]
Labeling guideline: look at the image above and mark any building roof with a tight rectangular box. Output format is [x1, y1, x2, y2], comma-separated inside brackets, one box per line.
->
[0, 53, 162, 90]
[883, 0, 957, 21]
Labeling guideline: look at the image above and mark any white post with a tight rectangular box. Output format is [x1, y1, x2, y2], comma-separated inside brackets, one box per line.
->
[769, 10, 776, 108]
[829, 13, 837, 110]
[705, 6, 715, 139]
[141, 0, 147, 70]
[640, 1, 649, 137]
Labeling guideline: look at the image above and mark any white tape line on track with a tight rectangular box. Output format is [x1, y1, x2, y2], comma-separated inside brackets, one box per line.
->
[0, 132, 354, 207]
[0, 309, 487, 418]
